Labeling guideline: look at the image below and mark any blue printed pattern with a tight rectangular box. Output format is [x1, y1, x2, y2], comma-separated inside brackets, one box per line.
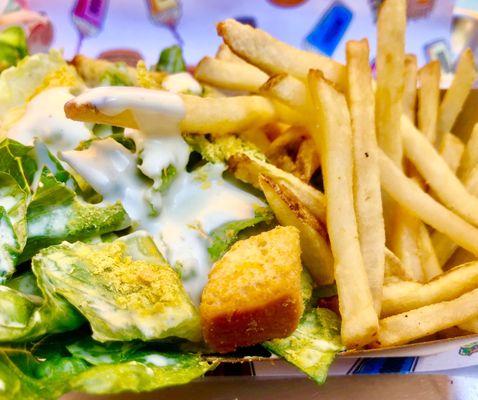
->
[349, 357, 419, 374]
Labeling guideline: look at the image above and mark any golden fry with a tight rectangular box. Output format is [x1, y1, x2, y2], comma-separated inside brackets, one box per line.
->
[346, 39, 386, 313]
[217, 19, 346, 87]
[375, 0, 406, 165]
[417, 60, 440, 144]
[382, 261, 478, 317]
[437, 49, 477, 144]
[259, 175, 334, 285]
[309, 70, 378, 347]
[379, 149, 478, 256]
[378, 287, 478, 347]
[195, 56, 268, 92]
[402, 54, 417, 122]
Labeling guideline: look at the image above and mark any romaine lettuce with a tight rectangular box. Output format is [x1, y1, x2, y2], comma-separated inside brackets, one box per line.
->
[263, 308, 344, 384]
[20, 168, 130, 262]
[156, 45, 186, 73]
[0, 141, 30, 281]
[0, 26, 28, 72]
[207, 206, 274, 261]
[0, 335, 216, 399]
[32, 233, 201, 342]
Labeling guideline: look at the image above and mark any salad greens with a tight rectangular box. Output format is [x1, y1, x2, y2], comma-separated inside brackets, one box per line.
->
[0, 26, 28, 72]
[20, 168, 130, 262]
[264, 308, 344, 384]
[156, 45, 186, 73]
[0, 336, 217, 399]
[32, 234, 201, 342]
[208, 206, 274, 261]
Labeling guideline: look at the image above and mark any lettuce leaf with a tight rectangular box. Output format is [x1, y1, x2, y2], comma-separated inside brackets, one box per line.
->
[263, 308, 344, 384]
[20, 168, 130, 262]
[0, 336, 216, 399]
[0, 141, 30, 281]
[156, 45, 186, 73]
[207, 206, 274, 261]
[32, 233, 201, 342]
[0, 50, 68, 118]
[0, 26, 28, 72]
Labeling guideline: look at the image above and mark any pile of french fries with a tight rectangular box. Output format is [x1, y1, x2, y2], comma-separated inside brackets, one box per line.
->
[66, 0, 478, 350]
[199, 0, 478, 350]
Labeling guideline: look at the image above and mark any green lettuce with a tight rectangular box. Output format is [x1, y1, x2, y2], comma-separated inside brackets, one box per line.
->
[0, 336, 216, 399]
[263, 308, 343, 384]
[0, 141, 30, 281]
[20, 168, 130, 262]
[184, 134, 266, 164]
[156, 45, 186, 73]
[99, 62, 133, 86]
[0, 26, 28, 72]
[207, 206, 274, 261]
[32, 233, 201, 342]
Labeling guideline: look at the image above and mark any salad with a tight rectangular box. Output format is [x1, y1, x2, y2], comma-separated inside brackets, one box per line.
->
[0, 24, 342, 399]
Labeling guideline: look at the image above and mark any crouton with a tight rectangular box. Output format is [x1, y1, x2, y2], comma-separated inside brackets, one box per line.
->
[200, 226, 303, 353]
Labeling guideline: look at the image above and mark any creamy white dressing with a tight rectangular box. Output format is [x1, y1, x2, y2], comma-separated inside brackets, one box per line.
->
[61, 138, 155, 223]
[162, 72, 202, 95]
[74, 86, 185, 137]
[143, 354, 174, 367]
[7, 87, 91, 154]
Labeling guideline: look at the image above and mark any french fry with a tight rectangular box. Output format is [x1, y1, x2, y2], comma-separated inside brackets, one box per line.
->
[458, 123, 478, 180]
[417, 223, 443, 281]
[384, 248, 415, 282]
[446, 248, 476, 270]
[346, 39, 386, 313]
[389, 210, 424, 282]
[194, 56, 269, 92]
[417, 60, 440, 144]
[217, 19, 346, 88]
[260, 74, 310, 113]
[375, 0, 406, 165]
[437, 132, 465, 173]
[270, 99, 308, 126]
[215, 43, 249, 65]
[294, 138, 320, 182]
[259, 175, 334, 285]
[228, 153, 327, 223]
[70, 54, 165, 87]
[378, 287, 478, 347]
[266, 126, 306, 160]
[379, 148, 478, 256]
[401, 116, 478, 227]
[432, 165, 478, 266]
[239, 127, 271, 153]
[309, 70, 378, 347]
[437, 49, 477, 144]
[64, 90, 276, 135]
[402, 54, 418, 122]
[381, 261, 478, 317]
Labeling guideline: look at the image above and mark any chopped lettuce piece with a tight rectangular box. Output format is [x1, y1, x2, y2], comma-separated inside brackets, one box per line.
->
[263, 308, 344, 384]
[207, 206, 274, 261]
[0, 50, 70, 118]
[0, 336, 216, 399]
[0, 26, 28, 72]
[184, 134, 266, 164]
[0, 140, 30, 281]
[32, 234, 201, 342]
[99, 62, 133, 86]
[20, 169, 130, 262]
[0, 281, 84, 342]
[156, 45, 186, 73]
